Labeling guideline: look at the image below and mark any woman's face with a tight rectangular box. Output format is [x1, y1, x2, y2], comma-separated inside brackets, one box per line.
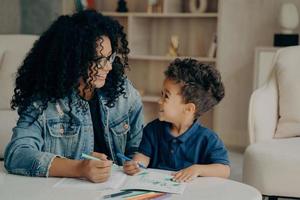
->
[88, 36, 114, 89]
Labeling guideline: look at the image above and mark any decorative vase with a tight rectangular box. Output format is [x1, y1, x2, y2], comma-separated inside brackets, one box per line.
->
[116, 0, 128, 13]
[279, 3, 299, 34]
[189, 0, 207, 13]
[274, 3, 299, 46]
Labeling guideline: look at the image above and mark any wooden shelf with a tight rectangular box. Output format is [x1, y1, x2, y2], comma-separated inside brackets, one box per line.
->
[129, 55, 216, 63]
[102, 12, 218, 18]
[102, 12, 129, 17]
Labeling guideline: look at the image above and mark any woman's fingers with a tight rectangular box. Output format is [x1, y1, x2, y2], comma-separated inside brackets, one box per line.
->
[92, 152, 108, 160]
[89, 171, 111, 183]
[94, 160, 113, 168]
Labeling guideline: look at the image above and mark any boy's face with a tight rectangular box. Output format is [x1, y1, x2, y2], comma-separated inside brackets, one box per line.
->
[158, 78, 187, 123]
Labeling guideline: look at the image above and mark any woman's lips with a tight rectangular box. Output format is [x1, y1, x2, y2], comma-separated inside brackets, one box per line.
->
[96, 74, 107, 80]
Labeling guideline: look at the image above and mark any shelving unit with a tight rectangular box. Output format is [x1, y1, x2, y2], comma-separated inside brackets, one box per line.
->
[97, 0, 218, 127]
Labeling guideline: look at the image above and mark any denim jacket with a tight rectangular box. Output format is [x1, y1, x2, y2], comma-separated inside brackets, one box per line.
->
[4, 79, 144, 177]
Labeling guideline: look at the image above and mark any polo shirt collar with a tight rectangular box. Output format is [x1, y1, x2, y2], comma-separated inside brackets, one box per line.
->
[164, 120, 201, 143]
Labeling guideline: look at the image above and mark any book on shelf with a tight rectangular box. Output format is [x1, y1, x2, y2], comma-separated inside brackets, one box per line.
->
[207, 33, 217, 58]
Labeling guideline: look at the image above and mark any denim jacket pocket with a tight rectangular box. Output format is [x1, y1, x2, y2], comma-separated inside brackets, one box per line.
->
[45, 118, 81, 157]
[110, 116, 131, 136]
[47, 119, 80, 138]
[109, 116, 130, 155]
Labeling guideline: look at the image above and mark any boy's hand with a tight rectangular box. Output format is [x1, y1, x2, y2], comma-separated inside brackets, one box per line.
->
[123, 160, 141, 175]
[171, 165, 200, 182]
[78, 152, 113, 183]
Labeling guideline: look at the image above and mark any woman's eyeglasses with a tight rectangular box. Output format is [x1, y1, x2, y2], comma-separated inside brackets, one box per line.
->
[93, 52, 116, 69]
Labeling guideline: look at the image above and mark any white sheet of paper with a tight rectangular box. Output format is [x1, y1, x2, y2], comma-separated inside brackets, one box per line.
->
[54, 165, 126, 190]
[121, 171, 187, 194]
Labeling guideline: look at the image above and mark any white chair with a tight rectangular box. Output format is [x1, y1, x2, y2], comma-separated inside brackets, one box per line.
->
[0, 34, 38, 161]
[243, 46, 300, 200]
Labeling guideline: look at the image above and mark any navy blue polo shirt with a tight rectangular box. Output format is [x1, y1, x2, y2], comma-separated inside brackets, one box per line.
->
[138, 119, 230, 171]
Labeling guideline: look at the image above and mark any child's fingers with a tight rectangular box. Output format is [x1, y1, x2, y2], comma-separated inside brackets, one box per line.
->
[181, 173, 192, 182]
[176, 173, 188, 182]
[172, 171, 183, 182]
[124, 166, 140, 175]
[123, 160, 137, 167]
[123, 161, 139, 172]
[185, 175, 196, 182]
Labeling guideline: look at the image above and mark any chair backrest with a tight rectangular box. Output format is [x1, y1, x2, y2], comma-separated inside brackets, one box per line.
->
[0, 34, 38, 159]
[274, 45, 300, 138]
[248, 45, 300, 143]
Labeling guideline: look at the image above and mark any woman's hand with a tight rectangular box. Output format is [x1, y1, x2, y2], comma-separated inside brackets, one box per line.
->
[171, 165, 201, 182]
[123, 160, 141, 175]
[78, 152, 113, 183]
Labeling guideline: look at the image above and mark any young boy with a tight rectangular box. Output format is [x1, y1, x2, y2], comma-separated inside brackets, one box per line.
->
[123, 58, 230, 182]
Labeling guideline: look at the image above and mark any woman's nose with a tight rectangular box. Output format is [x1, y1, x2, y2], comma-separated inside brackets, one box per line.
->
[103, 61, 112, 71]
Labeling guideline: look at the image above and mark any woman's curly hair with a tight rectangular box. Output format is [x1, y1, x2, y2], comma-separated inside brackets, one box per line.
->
[165, 58, 225, 118]
[11, 10, 129, 114]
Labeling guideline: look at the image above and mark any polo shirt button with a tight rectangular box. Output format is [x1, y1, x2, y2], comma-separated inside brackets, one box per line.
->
[170, 150, 174, 154]
[172, 139, 176, 143]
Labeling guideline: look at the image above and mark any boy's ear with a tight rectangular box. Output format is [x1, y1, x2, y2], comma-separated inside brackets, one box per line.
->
[185, 103, 196, 114]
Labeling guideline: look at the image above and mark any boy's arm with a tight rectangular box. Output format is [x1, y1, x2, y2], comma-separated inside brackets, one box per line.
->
[172, 163, 230, 182]
[123, 121, 155, 175]
[123, 153, 150, 175]
[193, 163, 230, 178]
[132, 153, 150, 167]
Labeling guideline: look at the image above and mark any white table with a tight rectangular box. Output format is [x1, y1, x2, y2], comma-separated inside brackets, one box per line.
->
[0, 162, 261, 200]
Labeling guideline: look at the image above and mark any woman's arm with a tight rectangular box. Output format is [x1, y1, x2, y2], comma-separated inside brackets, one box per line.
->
[4, 105, 112, 182]
[49, 152, 112, 183]
[4, 106, 55, 177]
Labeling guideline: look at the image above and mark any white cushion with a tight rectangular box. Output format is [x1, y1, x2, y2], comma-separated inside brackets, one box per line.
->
[243, 138, 300, 197]
[0, 35, 38, 109]
[275, 46, 300, 138]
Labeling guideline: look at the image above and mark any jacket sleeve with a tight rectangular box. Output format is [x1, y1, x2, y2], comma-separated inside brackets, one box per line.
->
[4, 104, 57, 177]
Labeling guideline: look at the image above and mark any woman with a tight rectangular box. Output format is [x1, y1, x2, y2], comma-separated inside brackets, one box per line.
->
[4, 10, 144, 183]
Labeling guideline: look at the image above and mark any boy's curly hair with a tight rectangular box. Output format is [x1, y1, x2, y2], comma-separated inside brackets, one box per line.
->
[11, 10, 129, 113]
[165, 58, 225, 118]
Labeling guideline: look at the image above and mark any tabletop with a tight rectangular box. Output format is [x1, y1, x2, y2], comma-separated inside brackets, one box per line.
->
[0, 162, 262, 200]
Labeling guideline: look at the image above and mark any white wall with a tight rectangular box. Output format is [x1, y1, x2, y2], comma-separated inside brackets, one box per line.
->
[215, 0, 300, 150]
[0, 0, 20, 34]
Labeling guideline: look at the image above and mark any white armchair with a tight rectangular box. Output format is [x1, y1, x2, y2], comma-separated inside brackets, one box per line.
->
[0, 34, 38, 160]
[243, 46, 300, 199]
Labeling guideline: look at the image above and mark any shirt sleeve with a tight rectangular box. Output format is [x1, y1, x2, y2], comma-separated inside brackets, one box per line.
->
[205, 134, 230, 165]
[138, 123, 155, 158]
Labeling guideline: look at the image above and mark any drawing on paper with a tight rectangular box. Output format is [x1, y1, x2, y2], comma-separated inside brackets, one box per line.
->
[121, 171, 186, 194]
